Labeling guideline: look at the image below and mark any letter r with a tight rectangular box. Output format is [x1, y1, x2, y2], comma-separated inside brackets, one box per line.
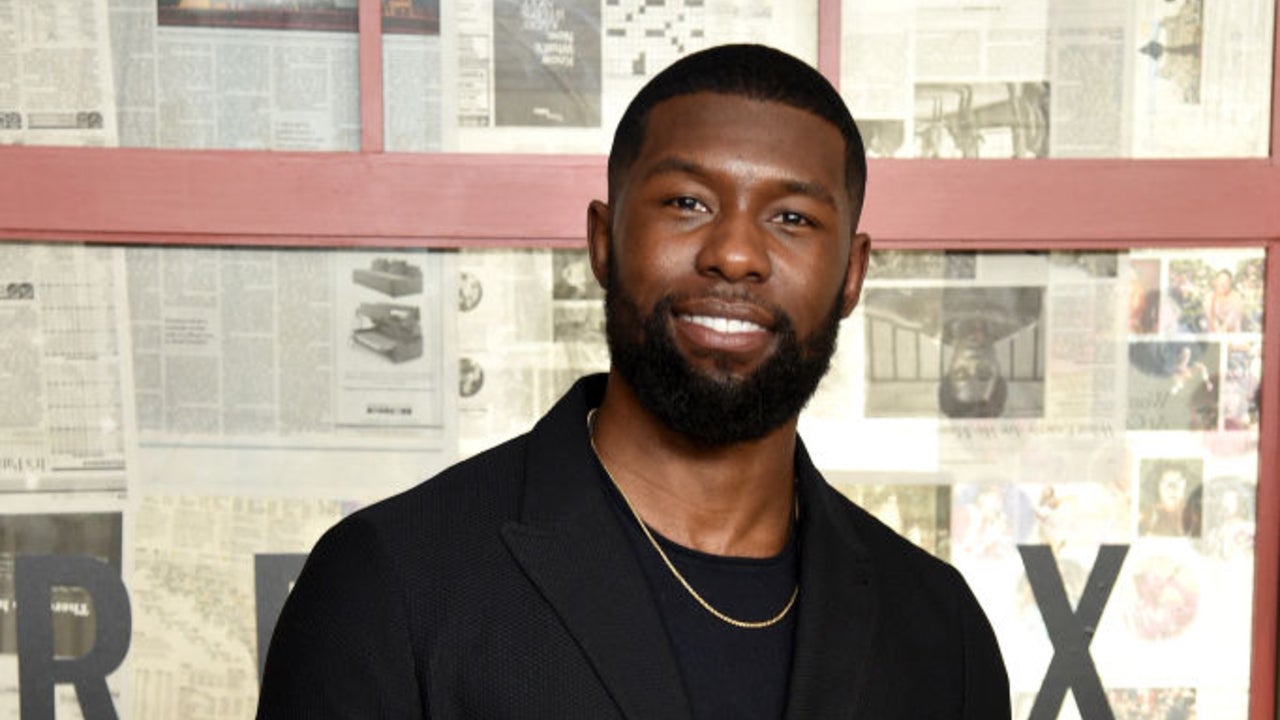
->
[16, 554, 131, 720]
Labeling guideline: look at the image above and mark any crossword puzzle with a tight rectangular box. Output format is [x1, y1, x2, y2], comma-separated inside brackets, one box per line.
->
[602, 0, 709, 78]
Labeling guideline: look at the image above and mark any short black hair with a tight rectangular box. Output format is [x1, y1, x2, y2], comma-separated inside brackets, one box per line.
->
[607, 44, 867, 217]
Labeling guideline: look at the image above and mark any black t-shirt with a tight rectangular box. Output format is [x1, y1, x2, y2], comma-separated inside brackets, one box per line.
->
[599, 468, 798, 720]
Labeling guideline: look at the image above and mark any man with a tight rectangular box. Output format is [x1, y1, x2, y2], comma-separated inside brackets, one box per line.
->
[258, 44, 1009, 718]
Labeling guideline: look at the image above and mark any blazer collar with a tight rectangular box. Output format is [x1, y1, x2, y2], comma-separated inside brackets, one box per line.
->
[503, 374, 879, 719]
[501, 375, 694, 720]
[785, 442, 878, 718]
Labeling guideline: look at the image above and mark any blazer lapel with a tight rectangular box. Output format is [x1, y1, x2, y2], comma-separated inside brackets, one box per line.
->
[784, 443, 878, 719]
[501, 376, 693, 720]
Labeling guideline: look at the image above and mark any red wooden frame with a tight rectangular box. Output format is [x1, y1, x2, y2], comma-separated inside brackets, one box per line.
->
[0, 0, 1276, 715]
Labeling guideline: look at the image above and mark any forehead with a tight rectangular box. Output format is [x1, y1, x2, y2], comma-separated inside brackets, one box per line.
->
[629, 93, 847, 190]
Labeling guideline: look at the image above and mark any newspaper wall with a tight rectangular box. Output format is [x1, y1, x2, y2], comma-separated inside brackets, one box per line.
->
[841, 0, 1275, 158]
[804, 247, 1265, 718]
[5, 1, 1271, 155]
[0, 243, 1268, 717]
[464, 247, 1266, 719]
[0, 242, 462, 716]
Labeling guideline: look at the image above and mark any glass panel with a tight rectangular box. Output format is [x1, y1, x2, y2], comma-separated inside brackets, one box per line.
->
[807, 247, 1264, 717]
[0, 0, 118, 146]
[0, 241, 1265, 716]
[141, 1, 362, 150]
[382, 0, 444, 152]
[382, 0, 820, 154]
[455, 247, 1266, 717]
[56, 1, 365, 150]
[0, 240, 457, 715]
[842, 0, 1276, 158]
[458, 247, 1266, 718]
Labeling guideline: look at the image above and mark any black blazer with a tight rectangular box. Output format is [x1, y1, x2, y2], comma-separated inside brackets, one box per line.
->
[258, 375, 1010, 718]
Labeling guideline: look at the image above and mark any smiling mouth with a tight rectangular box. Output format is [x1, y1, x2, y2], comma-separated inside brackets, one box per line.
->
[678, 314, 767, 335]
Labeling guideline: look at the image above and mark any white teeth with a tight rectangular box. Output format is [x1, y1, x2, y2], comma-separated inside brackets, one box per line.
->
[682, 315, 764, 334]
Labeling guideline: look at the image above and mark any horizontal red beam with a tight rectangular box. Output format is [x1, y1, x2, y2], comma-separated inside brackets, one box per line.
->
[2, 146, 1278, 247]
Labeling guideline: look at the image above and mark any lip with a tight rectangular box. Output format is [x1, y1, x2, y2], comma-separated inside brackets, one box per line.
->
[670, 297, 775, 356]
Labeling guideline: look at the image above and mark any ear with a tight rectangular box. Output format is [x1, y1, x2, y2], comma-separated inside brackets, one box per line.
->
[586, 200, 612, 289]
[840, 232, 872, 318]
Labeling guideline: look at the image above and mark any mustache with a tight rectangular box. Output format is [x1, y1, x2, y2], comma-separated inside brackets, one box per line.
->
[655, 289, 792, 331]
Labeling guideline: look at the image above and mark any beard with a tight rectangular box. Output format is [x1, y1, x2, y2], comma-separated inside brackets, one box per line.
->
[605, 266, 844, 447]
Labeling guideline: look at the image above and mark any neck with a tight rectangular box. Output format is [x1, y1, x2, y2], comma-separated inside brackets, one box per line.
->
[590, 372, 798, 558]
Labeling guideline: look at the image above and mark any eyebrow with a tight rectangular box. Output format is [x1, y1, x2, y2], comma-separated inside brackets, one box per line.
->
[781, 178, 838, 209]
[642, 156, 704, 182]
[642, 156, 839, 210]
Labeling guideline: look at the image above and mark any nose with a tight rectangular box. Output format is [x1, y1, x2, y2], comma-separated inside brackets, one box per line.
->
[693, 206, 772, 284]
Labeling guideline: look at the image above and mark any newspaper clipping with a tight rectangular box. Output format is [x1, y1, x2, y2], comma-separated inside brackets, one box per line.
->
[125, 246, 457, 501]
[841, 0, 1274, 158]
[0, 0, 118, 146]
[0, 243, 132, 494]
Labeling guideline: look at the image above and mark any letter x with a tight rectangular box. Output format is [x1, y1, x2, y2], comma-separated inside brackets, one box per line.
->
[1018, 544, 1128, 720]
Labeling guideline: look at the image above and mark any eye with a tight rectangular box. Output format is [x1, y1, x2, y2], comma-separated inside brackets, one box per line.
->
[774, 210, 813, 227]
[667, 196, 709, 213]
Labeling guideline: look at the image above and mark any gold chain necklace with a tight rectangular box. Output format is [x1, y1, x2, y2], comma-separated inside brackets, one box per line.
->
[586, 408, 798, 630]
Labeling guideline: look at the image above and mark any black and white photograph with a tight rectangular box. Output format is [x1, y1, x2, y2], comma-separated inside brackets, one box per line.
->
[914, 82, 1050, 158]
[459, 356, 485, 398]
[551, 302, 604, 345]
[1138, 0, 1204, 104]
[863, 286, 1046, 418]
[350, 302, 424, 364]
[352, 257, 423, 298]
[551, 249, 603, 300]
[0, 513, 123, 657]
[856, 119, 906, 158]
[493, 0, 601, 127]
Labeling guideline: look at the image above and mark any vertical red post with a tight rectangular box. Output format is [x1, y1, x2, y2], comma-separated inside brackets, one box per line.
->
[359, 0, 384, 153]
[1252, 242, 1280, 720]
[1251, 3, 1280, 717]
[817, 0, 842, 90]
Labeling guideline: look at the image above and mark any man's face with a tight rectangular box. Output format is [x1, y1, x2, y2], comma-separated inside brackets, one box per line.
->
[947, 346, 1000, 404]
[588, 93, 869, 444]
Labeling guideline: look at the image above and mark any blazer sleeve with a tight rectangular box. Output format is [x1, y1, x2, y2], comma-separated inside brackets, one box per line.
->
[256, 517, 425, 719]
[958, 576, 1012, 720]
